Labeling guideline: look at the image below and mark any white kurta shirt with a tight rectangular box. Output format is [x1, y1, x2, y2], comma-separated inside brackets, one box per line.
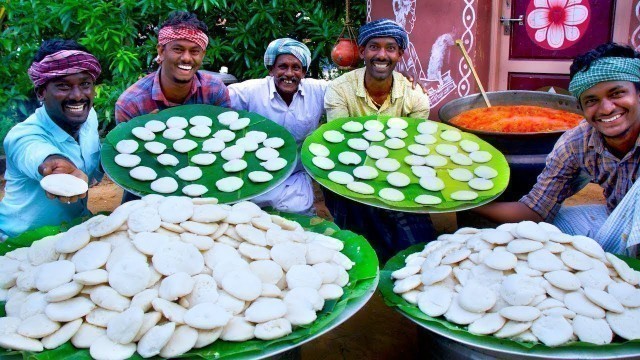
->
[228, 76, 327, 213]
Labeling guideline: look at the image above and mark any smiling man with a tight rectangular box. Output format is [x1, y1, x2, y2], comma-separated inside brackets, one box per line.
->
[323, 19, 433, 262]
[115, 11, 230, 123]
[324, 18, 429, 120]
[227, 38, 326, 214]
[0, 39, 103, 239]
[474, 43, 640, 256]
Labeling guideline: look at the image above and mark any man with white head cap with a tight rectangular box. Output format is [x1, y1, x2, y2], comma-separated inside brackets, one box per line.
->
[115, 11, 230, 123]
[475, 42, 640, 256]
[228, 38, 327, 214]
[0, 39, 103, 238]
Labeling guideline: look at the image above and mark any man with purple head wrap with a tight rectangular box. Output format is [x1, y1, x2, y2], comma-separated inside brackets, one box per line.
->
[0, 39, 104, 239]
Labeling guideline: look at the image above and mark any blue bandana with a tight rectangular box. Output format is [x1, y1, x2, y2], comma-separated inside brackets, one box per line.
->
[357, 18, 408, 50]
[569, 57, 640, 100]
[263, 38, 311, 71]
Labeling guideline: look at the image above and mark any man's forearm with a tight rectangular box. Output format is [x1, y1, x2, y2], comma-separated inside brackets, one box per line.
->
[472, 201, 544, 224]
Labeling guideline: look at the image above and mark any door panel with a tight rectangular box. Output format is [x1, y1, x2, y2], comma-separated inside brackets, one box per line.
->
[508, 72, 571, 93]
[510, 0, 615, 60]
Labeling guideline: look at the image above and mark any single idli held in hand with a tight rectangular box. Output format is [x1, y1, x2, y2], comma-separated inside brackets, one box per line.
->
[40, 174, 88, 197]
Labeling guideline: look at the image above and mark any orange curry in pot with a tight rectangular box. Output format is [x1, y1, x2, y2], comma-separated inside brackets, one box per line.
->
[449, 105, 583, 133]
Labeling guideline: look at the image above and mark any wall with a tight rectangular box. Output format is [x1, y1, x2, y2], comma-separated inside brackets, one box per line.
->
[368, 0, 492, 118]
[631, 0, 640, 50]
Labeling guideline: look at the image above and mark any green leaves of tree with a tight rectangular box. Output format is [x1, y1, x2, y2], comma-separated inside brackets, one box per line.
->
[0, 0, 364, 151]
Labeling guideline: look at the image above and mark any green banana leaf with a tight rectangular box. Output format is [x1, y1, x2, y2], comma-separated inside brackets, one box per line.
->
[102, 105, 297, 204]
[0, 213, 379, 359]
[379, 244, 640, 357]
[301, 115, 510, 213]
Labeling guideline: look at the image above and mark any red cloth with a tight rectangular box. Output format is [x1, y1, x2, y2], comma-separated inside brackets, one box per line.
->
[158, 25, 208, 50]
[27, 50, 101, 87]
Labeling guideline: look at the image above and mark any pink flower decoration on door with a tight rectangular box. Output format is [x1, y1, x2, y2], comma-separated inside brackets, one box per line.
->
[525, 0, 590, 50]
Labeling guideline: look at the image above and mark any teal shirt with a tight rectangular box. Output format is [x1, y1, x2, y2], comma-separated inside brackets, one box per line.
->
[0, 106, 103, 237]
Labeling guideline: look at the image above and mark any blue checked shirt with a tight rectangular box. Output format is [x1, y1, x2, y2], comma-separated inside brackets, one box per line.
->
[520, 120, 640, 221]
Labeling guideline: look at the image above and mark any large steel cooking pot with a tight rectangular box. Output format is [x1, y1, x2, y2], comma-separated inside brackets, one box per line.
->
[438, 91, 582, 200]
[438, 90, 581, 155]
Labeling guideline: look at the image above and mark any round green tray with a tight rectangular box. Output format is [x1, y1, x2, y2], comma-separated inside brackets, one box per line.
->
[102, 104, 297, 203]
[301, 115, 510, 213]
[379, 244, 640, 359]
[0, 212, 379, 359]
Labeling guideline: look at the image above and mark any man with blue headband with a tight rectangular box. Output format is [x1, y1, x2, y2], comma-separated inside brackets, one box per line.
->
[475, 42, 640, 256]
[323, 19, 433, 262]
[228, 38, 327, 214]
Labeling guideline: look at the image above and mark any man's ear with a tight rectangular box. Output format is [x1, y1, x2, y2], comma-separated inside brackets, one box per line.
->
[359, 45, 366, 60]
[35, 86, 45, 102]
[156, 44, 165, 63]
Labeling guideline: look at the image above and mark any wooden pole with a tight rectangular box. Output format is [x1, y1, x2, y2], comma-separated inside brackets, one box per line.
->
[455, 39, 491, 108]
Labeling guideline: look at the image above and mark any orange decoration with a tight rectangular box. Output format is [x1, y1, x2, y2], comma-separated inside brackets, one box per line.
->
[449, 105, 583, 133]
[331, 38, 360, 69]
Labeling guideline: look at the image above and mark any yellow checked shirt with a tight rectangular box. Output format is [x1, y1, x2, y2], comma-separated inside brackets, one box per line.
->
[324, 67, 430, 121]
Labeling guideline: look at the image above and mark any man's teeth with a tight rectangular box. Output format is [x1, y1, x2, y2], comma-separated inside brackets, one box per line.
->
[600, 114, 621, 123]
[374, 63, 388, 69]
[283, 79, 293, 84]
[66, 104, 84, 112]
[178, 65, 192, 70]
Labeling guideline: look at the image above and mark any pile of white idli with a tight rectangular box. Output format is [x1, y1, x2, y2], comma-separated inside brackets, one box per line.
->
[0, 195, 353, 359]
[308, 118, 500, 206]
[114, 111, 289, 197]
[392, 221, 640, 347]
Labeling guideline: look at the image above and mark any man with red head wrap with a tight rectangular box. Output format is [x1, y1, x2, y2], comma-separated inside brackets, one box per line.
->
[115, 11, 230, 123]
[0, 39, 104, 239]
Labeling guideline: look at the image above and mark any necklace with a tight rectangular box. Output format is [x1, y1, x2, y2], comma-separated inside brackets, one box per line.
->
[368, 91, 389, 108]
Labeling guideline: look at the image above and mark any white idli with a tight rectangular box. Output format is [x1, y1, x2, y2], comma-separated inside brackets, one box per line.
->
[215, 177, 244, 192]
[144, 141, 166, 155]
[166, 117, 188, 129]
[189, 115, 213, 127]
[116, 140, 138, 154]
[182, 184, 208, 197]
[213, 129, 236, 142]
[346, 182, 374, 195]
[176, 166, 203, 181]
[202, 138, 226, 152]
[151, 177, 179, 194]
[338, 152, 362, 165]
[342, 121, 364, 132]
[323, 130, 345, 143]
[132, 127, 155, 141]
[379, 188, 405, 202]
[130, 166, 157, 181]
[157, 154, 179, 166]
[114, 154, 141, 168]
[263, 137, 285, 149]
[387, 172, 411, 187]
[174, 139, 198, 153]
[328, 171, 354, 185]
[162, 128, 186, 140]
[309, 143, 330, 157]
[191, 153, 216, 166]
[40, 174, 88, 197]
[366, 145, 389, 159]
[248, 171, 273, 183]
[347, 138, 369, 151]
[364, 120, 384, 131]
[145, 120, 166, 133]
[189, 125, 212, 138]
[217, 111, 239, 126]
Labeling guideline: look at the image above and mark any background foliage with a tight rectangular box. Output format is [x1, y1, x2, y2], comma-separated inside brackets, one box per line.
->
[0, 0, 366, 153]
